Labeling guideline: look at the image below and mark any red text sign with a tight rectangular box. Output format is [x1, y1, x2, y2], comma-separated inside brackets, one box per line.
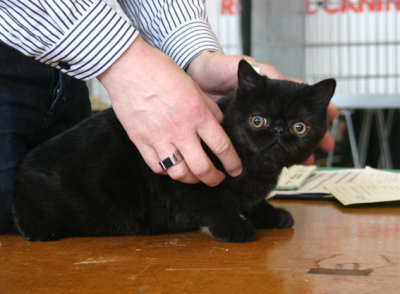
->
[306, 0, 400, 15]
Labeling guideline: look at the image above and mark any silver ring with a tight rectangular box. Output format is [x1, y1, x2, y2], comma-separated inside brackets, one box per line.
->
[159, 150, 183, 170]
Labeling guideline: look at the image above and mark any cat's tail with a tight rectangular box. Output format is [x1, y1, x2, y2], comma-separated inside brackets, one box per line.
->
[13, 166, 63, 241]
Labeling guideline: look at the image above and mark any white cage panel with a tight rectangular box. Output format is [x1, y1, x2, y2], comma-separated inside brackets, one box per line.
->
[305, 0, 400, 95]
[206, 0, 242, 55]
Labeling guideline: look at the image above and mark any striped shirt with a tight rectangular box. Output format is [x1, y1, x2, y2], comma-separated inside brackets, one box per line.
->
[0, 0, 222, 80]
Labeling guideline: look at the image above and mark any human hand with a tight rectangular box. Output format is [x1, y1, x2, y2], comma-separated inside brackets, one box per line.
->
[186, 51, 300, 100]
[97, 36, 242, 186]
[303, 102, 338, 165]
[186, 51, 338, 164]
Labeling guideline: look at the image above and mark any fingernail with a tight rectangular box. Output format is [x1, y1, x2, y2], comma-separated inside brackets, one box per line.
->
[230, 167, 242, 177]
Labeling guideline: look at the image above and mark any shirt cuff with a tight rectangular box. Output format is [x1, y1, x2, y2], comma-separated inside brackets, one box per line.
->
[160, 20, 223, 70]
[37, 1, 138, 80]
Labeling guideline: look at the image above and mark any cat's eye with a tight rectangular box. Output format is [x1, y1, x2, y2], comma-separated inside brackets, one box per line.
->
[292, 122, 308, 135]
[250, 116, 268, 128]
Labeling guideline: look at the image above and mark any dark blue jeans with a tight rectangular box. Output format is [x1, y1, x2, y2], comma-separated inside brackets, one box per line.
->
[0, 43, 91, 233]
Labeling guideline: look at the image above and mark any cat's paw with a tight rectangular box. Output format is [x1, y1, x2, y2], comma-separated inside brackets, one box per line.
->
[269, 208, 294, 229]
[15, 220, 63, 241]
[23, 230, 62, 242]
[245, 201, 294, 229]
[209, 217, 255, 242]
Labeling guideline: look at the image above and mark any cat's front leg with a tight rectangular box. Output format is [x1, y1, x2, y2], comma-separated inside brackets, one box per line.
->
[207, 214, 255, 242]
[244, 200, 294, 229]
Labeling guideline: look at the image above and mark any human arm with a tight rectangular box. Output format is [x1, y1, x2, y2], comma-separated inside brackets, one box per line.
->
[97, 0, 242, 184]
[0, 0, 137, 80]
[119, 0, 336, 165]
[0, 0, 242, 186]
[97, 35, 242, 186]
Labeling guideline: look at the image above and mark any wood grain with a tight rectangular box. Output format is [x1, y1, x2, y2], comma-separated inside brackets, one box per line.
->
[1, 199, 399, 293]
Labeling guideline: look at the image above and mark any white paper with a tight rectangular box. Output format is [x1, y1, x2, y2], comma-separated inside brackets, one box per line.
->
[326, 167, 400, 205]
[327, 182, 400, 206]
[268, 168, 364, 198]
[269, 166, 400, 206]
[276, 165, 317, 190]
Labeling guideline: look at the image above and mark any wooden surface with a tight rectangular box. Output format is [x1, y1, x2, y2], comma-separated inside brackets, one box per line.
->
[1, 199, 399, 293]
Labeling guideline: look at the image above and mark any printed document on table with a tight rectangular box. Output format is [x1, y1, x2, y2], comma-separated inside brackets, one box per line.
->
[268, 168, 364, 198]
[326, 167, 400, 205]
[326, 182, 400, 205]
[269, 167, 400, 205]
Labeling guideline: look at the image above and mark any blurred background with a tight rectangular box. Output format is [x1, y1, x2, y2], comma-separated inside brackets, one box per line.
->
[89, 0, 400, 169]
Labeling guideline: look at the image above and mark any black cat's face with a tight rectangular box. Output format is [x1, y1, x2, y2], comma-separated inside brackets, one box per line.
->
[223, 60, 336, 171]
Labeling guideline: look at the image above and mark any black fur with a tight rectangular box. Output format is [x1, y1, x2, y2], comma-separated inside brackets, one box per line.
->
[13, 60, 336, 242]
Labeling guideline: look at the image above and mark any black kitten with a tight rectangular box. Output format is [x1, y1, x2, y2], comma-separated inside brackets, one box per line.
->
[13, 60, 336, 242]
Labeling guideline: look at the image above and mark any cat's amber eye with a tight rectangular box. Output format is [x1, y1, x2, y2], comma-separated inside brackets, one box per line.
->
[292, 122, 308, 135]
[251, 116, 268, 128]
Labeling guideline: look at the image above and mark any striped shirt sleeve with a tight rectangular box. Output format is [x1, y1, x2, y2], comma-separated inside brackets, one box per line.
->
[0, 0, 138, 80]
[118, 0, 223, 70]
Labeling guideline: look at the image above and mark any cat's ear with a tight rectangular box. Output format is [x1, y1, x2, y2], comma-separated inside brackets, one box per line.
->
[307, 78, 336, 106]
[237, 60, 264, 95]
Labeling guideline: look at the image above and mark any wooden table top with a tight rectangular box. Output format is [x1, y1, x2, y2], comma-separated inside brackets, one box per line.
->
[1, 199, 399, 293]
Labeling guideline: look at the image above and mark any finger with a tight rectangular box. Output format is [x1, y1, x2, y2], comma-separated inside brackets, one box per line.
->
[303, 154, 315, 165]
[176, 134, 226, 187]
[166, 160, 200, 184]
[260, 63, 284, 80]
[327, 102, 338, 121]
[285, 77, 305, 84]
[203, 95, 224, 122]
[197, 118, 242, 178]
[206, 93, 224, 102]
[136, 144, 167, 175]
[154, 143, 200, 184]
[319, 131, 335, 153]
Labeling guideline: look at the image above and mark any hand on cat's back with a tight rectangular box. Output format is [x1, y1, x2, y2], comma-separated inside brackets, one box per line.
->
[98, 36, 243, 187]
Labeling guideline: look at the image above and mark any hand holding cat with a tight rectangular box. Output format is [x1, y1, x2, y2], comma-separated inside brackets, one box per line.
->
[303, 102, 338, 164]
[187, 51, 339, 165]
[98, 36, 242, 186]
